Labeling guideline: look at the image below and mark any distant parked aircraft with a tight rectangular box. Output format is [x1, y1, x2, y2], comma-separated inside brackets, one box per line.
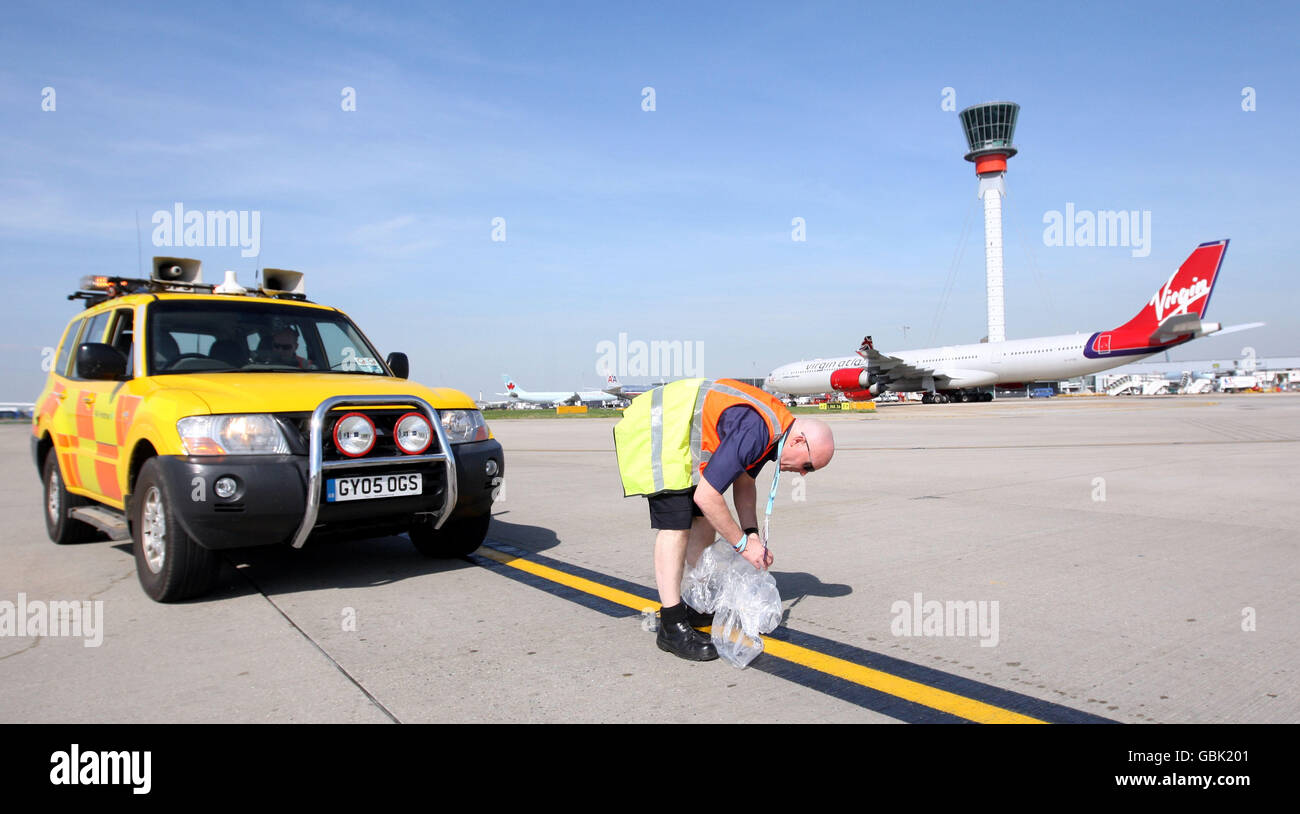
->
[499, 375, 613, 406]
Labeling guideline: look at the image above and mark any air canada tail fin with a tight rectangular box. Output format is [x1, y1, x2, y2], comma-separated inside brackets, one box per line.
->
[1086, 240, 1229, 358]
[501, 374, 519, 393]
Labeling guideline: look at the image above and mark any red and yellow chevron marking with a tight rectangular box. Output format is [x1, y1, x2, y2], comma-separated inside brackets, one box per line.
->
[44, 385, 138, 505]
[59, 450, 82, 489]
[115, 395, 141, 446]
[95, 459, 122, 501]
[75, 390, 95, 439]
[38, 382, 65, 425]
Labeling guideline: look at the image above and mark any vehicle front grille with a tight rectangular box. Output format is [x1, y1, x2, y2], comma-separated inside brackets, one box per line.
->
[275, 409, 442, 460]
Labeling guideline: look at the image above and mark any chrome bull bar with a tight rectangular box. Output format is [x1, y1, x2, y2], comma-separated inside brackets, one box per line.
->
[290, 395, 458, 549]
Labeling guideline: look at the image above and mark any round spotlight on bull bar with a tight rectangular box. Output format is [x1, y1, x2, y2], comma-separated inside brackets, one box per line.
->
[333, 412, 376, 457]
[394, 412, 433, 454]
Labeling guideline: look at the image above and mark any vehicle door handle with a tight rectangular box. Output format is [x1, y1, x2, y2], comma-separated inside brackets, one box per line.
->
[55, 392, 66, 400]
[82, 395, 95, 404]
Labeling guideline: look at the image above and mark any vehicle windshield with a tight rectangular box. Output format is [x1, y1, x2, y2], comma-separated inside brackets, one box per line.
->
[146, 300, 389, 376]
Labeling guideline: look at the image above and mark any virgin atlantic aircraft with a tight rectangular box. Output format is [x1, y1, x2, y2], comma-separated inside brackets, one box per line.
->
[766, 240, 1261, 403]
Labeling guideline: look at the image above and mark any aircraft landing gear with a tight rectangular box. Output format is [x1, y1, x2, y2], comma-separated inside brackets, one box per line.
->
[939, 390, 994, 403]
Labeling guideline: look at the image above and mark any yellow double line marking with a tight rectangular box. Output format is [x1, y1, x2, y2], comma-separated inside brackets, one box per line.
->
[476, 546, 1045, 724]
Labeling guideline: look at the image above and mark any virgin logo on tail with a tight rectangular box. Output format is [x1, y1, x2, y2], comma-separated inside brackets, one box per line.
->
[1149, 271, 1212, 322]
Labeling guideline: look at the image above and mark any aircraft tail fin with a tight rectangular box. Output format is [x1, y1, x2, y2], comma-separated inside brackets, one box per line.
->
[1086, 240, 1229, 357]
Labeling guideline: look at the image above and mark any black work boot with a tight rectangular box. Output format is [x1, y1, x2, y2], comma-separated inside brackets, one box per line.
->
[657, 603, 718, 661]
[657, 619, 718, 661]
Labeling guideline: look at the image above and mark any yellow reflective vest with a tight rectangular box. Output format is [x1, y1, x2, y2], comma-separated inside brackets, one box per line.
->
[613, 378, 794, 497]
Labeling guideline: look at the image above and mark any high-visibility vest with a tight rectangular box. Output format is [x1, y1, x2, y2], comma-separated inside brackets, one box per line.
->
[614, 378, 795, 497]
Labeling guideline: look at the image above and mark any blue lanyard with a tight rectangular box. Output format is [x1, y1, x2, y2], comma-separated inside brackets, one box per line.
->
[762, 432, 787, 542]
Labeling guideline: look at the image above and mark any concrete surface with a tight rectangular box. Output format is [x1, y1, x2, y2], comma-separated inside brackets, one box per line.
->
[2, 393, 1296, 723]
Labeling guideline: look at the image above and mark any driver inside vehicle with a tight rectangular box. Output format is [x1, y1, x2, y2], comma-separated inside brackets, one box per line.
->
[262, 327, 313, 369]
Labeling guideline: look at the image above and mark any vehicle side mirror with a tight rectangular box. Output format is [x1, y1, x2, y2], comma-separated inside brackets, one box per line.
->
[386, 352, 409, 379]
[77, 343, 128, 380]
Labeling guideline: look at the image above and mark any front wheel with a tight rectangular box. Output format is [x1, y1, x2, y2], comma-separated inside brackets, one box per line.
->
[131, 458, 220, 602]
[409, 513, 491, 557]
[43, 453, 97, 545]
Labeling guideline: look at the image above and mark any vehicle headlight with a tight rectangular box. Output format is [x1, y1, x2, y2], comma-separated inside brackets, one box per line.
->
[439, 410, 489, 444]
[394, 412, 433, 454]
[333, 412, 376, 457]
[177, 415, 290, 455]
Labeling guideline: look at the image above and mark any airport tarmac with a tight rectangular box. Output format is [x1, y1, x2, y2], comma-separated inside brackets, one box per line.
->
[1, 393, 1296, 723]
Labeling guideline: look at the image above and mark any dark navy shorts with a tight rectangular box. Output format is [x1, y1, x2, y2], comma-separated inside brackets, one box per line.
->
[647, 488, 704, 530]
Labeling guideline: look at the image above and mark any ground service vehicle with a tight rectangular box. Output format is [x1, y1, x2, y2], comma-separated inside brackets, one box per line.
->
[32, 258, 503, 601]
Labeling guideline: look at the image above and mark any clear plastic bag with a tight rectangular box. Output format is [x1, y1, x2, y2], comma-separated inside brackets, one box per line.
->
[681, 539, 783, 668]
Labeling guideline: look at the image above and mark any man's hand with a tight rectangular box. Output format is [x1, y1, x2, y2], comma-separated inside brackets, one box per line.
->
[739, 534, 774, 570]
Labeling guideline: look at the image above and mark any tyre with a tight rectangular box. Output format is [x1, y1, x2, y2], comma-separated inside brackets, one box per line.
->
[43, 453, 97, 545]
[409, 513, 491, 557]
[131, 458, 220, 602]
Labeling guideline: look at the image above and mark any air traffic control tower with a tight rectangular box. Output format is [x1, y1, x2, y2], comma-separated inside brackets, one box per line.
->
[960, 101, 1020, 344]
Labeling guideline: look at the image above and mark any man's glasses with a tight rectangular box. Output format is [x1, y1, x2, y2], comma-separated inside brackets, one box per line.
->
[274, 342, 295, 350]
[801, 432, 815, 473]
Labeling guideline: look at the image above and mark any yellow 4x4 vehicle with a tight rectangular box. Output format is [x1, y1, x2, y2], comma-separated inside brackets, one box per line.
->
[32, 259, 503, 602]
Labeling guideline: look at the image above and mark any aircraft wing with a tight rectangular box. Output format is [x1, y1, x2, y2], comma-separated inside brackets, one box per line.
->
[1214, 321, 1265, 337]
[856, 341, 942, 385]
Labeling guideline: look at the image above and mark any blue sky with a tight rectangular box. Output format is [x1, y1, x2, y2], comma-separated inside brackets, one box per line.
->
[2, 0, 1297, 400]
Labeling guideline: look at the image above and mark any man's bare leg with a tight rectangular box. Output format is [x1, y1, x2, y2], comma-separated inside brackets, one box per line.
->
[685, 516, 714, 568]
[653, 526, 718, 660]
[653, 529, 689, 607]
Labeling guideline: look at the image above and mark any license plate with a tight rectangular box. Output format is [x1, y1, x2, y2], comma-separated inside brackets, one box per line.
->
[326, 473, 422, 502]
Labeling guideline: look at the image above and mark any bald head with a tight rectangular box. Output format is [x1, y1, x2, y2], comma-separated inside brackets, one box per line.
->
[779, 417, 835, 474]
